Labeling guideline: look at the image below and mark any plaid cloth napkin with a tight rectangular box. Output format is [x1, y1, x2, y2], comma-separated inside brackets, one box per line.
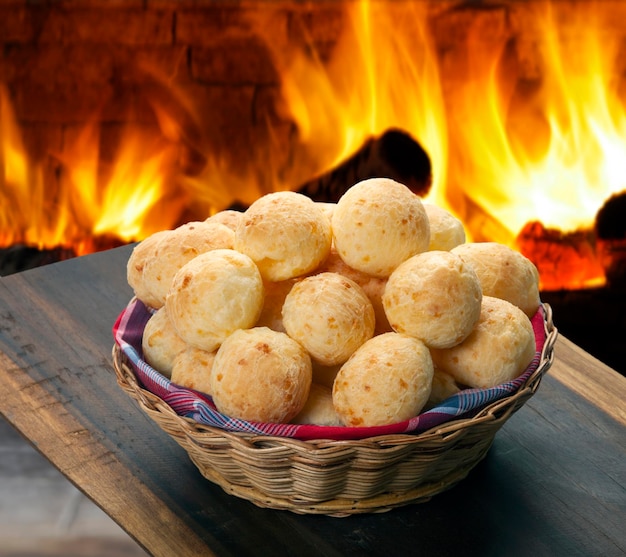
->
[113, 298, 547, 441]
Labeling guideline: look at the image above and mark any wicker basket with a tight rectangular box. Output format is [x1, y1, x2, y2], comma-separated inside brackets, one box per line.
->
[112, 304, 557, 516]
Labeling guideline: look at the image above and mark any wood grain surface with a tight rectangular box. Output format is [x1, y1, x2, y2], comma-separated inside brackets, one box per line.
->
[0, 245, 625, 557]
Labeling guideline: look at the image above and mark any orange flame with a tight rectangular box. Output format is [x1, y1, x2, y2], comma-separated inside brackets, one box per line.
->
[1, 86, 46, 249]
[59, 120, 187, 254]
[2, 1, 626, 290]
[0, 85, 187, 256]
[445, 2, 626, 235]
[259, 1, 448, 198]
[264, 1, 626, 289]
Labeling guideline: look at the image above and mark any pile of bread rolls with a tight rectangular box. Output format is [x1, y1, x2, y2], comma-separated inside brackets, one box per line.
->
[128, 178, 540, 428]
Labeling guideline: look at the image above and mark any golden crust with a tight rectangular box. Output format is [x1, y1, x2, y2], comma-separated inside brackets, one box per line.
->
[171, 346, 216, 395]
[452, 242, 541, 318]
[430, 296, 536, 389]
[210, 327, 312, 423]
[282, 272, 376, 366]
[331, 178, 430, 277]
[317, 249, 391, 334]
[206, 209, 242, 231]
[332, 333, 434, 427]
[141, 221, 235, 308]
[423, 203, 466, 251]
[127, 230, 170, 309]
[311, 361, 341, 389]
[165, 249, 264, 352]
[383, 250, 482, 349]
[235, 191, 332, 282]
[291, 383, 342, 426]
[427, 368, 461, 407]
[255, 278, 297, 333]
[141, 306, 187, 378]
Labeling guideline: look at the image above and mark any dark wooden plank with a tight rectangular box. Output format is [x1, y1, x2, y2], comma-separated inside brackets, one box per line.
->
[0, 246, 625, 557]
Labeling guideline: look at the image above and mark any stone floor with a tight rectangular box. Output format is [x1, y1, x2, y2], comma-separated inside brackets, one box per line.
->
[0, 417, 147, 557]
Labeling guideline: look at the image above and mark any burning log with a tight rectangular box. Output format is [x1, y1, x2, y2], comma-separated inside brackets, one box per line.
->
[595, 192, 626, 287]
[0, 235, 126, 276]
[295, 128, 432, 202]
[516, 221, 605, 291]
[0, 245, 76, 276]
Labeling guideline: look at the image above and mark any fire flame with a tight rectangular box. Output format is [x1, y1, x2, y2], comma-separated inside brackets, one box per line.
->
[2, 1, 626, 289]
[0, 86, 185, 256]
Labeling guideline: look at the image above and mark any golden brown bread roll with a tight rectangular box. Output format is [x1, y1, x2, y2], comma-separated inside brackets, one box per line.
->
[382, 250, 482, 349]
[235, 191, 332, 281]
[206, 209, 242, 231]
[141, 306, 187, 378]
[171, 346, 216, 395]
[430, 296, 536, 389]
[166, 249, 264, 352]
[331, 178, 430, 277]
[210, 327, 312, 423]
[141, 221, 235, 308]
[427, 368, 461, 407]
[316, 202, 336, 224]
[282, 272, 376, 366]
[127, 230, 170, 309]
[451, 242, 541, 318]
[255, 278, 297, 333]
[423, 202, 466, 251]
[317, 249, 392, 334]
[291, 383, 342, 426]
[332, 332, 434, 427]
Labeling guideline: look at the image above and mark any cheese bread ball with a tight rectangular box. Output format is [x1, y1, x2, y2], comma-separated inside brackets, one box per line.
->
[331, 178, 430, 277]
[431, 296, 536, 389]
[141, 306, 187, 378]
[235, 191, 332, 282]
[166, 249, 264, 352]
[318, 250, 391, 334]
[127, 230, 170, 308]
[423, 203, 466, 251]
[141, 307, 187, 377]
[171, 346, 216, 395]
[210, 327, 312, 423]
[383, 250, 482, 349]
[451, 242, 541, 318]
[206, 209, 242, 231]
[255, 278, 297, 333]
[427, 368, 461, 407]
[357, 276, 392, 335]
[291, 383, 342, 426]
[141, 221, 235, 308]
[282, 272, 376, 366]
[333, 332, 434, 427]
[316, 202, 336, 223]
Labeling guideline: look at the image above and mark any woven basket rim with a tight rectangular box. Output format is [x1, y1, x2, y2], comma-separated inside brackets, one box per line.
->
[111, 304, 556, 514]
[112, 303, 557, 447]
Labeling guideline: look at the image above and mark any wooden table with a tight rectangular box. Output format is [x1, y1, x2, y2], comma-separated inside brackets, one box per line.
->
[1, 245, 625, 557]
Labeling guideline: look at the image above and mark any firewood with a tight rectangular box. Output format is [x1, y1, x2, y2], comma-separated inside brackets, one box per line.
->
[595, 193, 626, 286]
[295, 128, 432, 202]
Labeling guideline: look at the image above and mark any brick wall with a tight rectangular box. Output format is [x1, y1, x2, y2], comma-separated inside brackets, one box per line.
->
[0, 1, 351, 195]
[2, 0, 625, 214]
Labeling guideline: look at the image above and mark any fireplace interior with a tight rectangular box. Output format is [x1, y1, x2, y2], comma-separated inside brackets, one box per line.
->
[2, 0, 626, 375]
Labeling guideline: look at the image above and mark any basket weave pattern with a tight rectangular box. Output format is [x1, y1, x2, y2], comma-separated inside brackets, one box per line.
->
[112, 304, 557, 515]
